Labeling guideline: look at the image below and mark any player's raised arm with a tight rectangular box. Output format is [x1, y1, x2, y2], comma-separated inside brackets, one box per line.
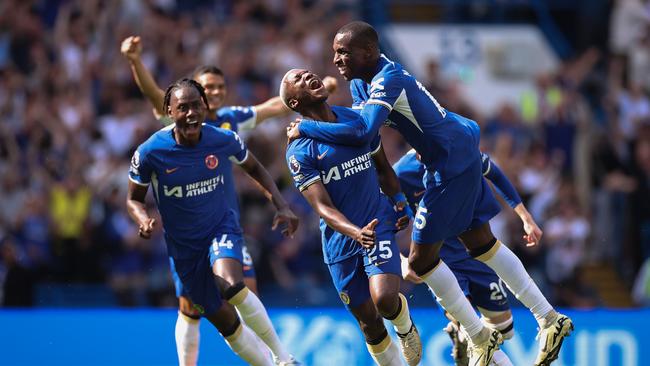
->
[236, 152, 299, 237]
[301, 181, 378, 248]
[120, 36, 166, 116]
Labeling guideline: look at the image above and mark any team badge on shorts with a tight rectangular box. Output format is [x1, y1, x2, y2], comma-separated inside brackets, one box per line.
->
[205, 155, 219, 169]
[192, 303, 205, 315]
[220, 122, 232, 130]
[339, 291, 350, 305]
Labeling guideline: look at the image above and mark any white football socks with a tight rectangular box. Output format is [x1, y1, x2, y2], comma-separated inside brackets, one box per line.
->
[175, 312, 200, 366]
[366, 334, 403, 366]
[478, 241, 554, 326]
[491, 350, 513, 366]
[420, 260, 487, 344]
[228, 286, 291, 362]
[388, 293, 413, 334]
[224, 323, 273, 366]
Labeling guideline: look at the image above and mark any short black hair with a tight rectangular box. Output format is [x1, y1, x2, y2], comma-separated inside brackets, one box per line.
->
[163, 78, 209, 116]
[192, 65, 224, 79]
[336, 21, 379, 50]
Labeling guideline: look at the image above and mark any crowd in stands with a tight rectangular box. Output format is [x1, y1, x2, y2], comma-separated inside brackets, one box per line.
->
[0, 0, 648, 309]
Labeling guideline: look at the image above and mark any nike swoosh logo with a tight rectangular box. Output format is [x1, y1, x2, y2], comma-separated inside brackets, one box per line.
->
[165, 167, 180, 174]
[317, 149, 329, 160]
[413, 190, 425, 197]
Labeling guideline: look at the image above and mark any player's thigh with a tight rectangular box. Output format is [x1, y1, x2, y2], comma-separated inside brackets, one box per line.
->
[368, 273, 401, 315]
[363, 230, 402, 313]
[458, 222, 496, 250]
[173, 255, 223, 317]
[414, 158, 499, 247]
[408, 239, 443, 275]
[209, 233, 246, 286]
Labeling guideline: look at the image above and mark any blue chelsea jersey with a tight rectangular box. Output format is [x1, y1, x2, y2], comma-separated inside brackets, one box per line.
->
[299, 54, 482, 180]
[211, 106, 257, 132]
[352, 55, 481, 178]
[129, 124, 248, 259]
[286, 106, 394, 264]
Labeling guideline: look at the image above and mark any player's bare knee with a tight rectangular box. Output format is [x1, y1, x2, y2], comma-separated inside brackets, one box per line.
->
[468, 237, 497, 259]
[374, 292, 399, 317]
[179, 296, 201, 319]
[222, 281, 247, 304]
[410, 252, 441, 277]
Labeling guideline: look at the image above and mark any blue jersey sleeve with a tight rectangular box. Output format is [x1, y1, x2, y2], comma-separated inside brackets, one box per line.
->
[481, 153, 522, 208]
[369, 134, 381, 155]
[128, 147, 152, 186]
[350, 80, 366, 110]
[286, 140, 321, 192]
[297, 71, 400, 146]
[224, 131, 249, 164]
[230, 106, 257, 131]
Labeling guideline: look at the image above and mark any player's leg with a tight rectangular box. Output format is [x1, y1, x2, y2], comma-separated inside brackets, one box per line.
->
[175, 254, 271, 366]
[364, 227, 421, 366]
[242, 245, 259, 295]
[329, 255, 401, 366]
[210, 237, 294, 364]
[408, 240, 500, 364]
[350, 299, 403, 366]
[478, 308, 514, 366]
[442, 255, 514, 366]
[459, 223, 573, 365]
[170, 257, 201, 366]
[204, 293, 272, 366]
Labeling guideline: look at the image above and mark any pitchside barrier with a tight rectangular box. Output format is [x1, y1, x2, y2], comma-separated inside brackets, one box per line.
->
[0, 308, 647, 365]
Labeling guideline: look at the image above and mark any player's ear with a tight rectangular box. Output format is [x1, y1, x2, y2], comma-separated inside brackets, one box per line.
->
[289, 98, 298, 109]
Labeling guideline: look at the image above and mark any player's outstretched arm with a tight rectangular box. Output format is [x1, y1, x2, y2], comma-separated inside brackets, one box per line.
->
[126, 181, 156, 239]
[238, 153, 299, 237]
[482, 154, 542, 246]
[291, 103, 390, 146]
[301, 181, 378, 248]
[120, 36, 166, 116]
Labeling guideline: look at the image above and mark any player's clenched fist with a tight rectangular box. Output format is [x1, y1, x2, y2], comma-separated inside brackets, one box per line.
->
[355, 218, 378, 248]
[138, 217, 156, 239]
[286, 118, 301, 142]
[121, 36, 142, 62]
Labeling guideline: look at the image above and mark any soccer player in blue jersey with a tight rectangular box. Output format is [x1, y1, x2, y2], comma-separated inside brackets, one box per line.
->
[281, 69, 421, 366]
[127, 78, 299, 366]
[395, 150, 542, 366]
[121, 36, 318, 366]
[287, 21, 573, 366]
